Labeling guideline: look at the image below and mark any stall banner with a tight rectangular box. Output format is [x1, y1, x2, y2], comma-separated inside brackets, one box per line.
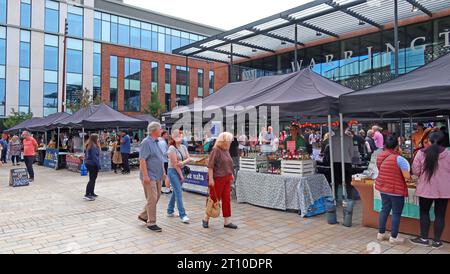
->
[99, 151, 112, 172]
[373, 186, 435, 220]
[44, 148, 59, 169]
[9, 168, 30, 187]
[182, 165, 208, 196]
[67, 154, 82, 172]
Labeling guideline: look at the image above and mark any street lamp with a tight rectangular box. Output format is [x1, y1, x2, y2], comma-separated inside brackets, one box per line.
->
[61, 18, 68, 112]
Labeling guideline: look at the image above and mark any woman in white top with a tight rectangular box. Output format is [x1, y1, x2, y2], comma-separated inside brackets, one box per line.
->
[167, 129, 191, 223]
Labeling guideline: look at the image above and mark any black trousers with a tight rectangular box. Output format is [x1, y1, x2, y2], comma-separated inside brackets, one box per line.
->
[1, 150, 7, 163]
[24, 156, 35, 179]
[11, 155, 20, 165]
[85, 164, 99, 196]
[121, 153, 130, 173]
[419, 197, 449, 242]
[333, 162, 354, 200]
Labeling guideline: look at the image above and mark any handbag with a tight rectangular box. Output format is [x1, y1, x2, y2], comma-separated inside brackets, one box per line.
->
[205, 187, 221, 218]
[176, 146, 191, 176]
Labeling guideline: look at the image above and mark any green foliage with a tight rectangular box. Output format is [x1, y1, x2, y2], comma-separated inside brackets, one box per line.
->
[144, 87, 165, 119]
[68, 88, 102, 113]
[3, 108, 33, 129]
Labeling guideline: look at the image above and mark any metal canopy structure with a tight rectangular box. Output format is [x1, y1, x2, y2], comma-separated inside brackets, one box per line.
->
[173, 0, 450, 63]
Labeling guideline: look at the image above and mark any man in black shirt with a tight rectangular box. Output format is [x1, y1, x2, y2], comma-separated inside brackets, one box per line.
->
[229, 137, 240, 185]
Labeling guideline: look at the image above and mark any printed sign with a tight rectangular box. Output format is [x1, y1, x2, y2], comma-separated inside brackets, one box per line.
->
[9, 168, 30, 187]
[182, 166, 208, 196]
[43, 148, 59, 169]
[67, 154, 82, 172]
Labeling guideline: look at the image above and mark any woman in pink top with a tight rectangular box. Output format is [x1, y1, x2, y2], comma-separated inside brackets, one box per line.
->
[410, 132, 450, 249]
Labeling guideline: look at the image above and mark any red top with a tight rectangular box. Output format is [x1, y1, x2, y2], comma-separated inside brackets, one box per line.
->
[23, 137, 38, 157]
[376, 150, 408, 196]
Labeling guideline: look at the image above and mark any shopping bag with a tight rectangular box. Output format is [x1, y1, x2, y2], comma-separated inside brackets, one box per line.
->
[205, 188, 221, 218]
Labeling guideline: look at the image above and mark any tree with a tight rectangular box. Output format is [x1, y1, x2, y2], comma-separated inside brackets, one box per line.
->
[3, 108, 33, 129]
[68, 88, 102, 113]
[144, 88, 165, 119]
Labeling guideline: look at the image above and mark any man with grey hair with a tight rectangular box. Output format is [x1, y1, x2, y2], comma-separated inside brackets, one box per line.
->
[138, 122, 167, 232]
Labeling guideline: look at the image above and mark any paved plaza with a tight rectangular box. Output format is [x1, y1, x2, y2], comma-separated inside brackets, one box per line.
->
[0, 165, 448, 254]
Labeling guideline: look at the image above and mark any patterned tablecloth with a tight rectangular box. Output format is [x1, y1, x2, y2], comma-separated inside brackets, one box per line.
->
[236, 171, 332, 215]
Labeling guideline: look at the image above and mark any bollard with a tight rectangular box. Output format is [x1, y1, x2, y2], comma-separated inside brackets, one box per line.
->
[80, 163, 88, 176]
[342, 199, 354, 227]
[326, 197, 338, 225]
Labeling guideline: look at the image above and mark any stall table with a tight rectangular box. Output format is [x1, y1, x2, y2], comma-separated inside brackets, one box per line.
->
[236, 170, 332, 216]
[352, 179, 450, 243]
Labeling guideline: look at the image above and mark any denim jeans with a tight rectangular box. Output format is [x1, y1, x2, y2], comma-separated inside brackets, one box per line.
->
[167, 168, 187, 218]
[379, 193, 405, 238]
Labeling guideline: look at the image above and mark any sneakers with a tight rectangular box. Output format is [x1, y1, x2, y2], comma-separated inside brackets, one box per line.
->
[83, 196, 95, 201]
[389, 236, 405, 245]
[409, 237, 430, 247]
[167, 213, 175, 217]
[147, 225, 162, 232]
[377, 233, 390, 241]
[181, 216, 190, 224]
[432, 241, 444, 249]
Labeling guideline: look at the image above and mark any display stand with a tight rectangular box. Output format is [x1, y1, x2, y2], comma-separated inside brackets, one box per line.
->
[281, 160, 315, 177]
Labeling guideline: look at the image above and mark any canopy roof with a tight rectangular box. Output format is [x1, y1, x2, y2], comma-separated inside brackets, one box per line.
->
[234, 68, 353, 117]
[53, 104, 148, 129]
[340, 52, 450, 116]
[6, 117, 44, 132]
[173, 0, 449, 63]
[28, 112, 71, 132]
[135, 114, 160, 124]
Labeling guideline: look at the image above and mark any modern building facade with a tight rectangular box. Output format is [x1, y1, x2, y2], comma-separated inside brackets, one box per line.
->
[0, 0, 228, 121]
[174, 0, 450, 92]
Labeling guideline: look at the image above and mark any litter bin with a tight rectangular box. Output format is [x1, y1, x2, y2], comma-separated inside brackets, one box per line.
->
[326, 197, 338, 225]
[342, 199, 354, 227]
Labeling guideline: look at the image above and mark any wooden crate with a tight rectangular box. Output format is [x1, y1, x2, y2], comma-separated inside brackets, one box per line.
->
[281, 160, 315, 177]
[240, 157, 266, 172]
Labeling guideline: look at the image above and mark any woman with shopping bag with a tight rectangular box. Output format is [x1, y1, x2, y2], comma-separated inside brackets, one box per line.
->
[202, 132, 238, 229]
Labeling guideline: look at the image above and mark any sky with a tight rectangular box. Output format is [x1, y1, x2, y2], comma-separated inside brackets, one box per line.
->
[124, 0, 313, 30]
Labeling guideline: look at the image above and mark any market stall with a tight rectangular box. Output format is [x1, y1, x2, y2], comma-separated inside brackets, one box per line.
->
[352, 178, 450, 242]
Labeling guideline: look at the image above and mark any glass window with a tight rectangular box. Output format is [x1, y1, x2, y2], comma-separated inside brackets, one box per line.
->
[158, 33, 165, 52]
[102, 20, 111, 42]
[0, 79, 5, 116]
[198, 69, 204, 97]
[151, 31, 158, 51]
[118, 24, 130, 45]
[118, 17, 130, 26]
[20, 30, 30, 42]
[151, 62, 158, 91]
[405, 21, 432, 72]
[19, 80, 30, 106]
[110, 56, 118, 77]
[111, 22, 118, 44]
[45, 34, 58, 46]
[94, 18, 102, 41]
[165, 34, 171, 53]
[0, 26, 5, 39]
[0, 0, 6, 24]
[21, 1, 31, 28]
[124, 89, 140, 112]
[43, 82, 58, 110]
[0, 39, 5, 66]
[45, 1, 59, 33]
[44, 46, 58, 71]
[67, 7, 83, 37]
[171, 36, 181, 52]
[110, 85, 118, 110]
[0, 65, 4, 78]
[20, 68, 29, 80]
[94, 11, 101, 20]
[66, 73, 82, 104]
[93, 53, 101, 76]
[165, 64, 171, 94]
[44, 70, 58, 83]
[94, 43, 101, 54]
[20, 42, 30, 68]
[383, 27, 407, 75]
[124, 58, 140, 112]
[67, 49, 83, 73]
[67, 38, 83, 50]
[130, 27, 140, 48]
[209, 71, 214, 94]
[176, 66, 189, 95]
[141, 29, 151, 50]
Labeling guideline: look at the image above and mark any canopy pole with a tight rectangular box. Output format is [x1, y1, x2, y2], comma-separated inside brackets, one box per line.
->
[294, 24, 299, 71]
[400, 118, 403, 139]
[328, 115, 336, 203]
[394, 0, 399, 77]
[410, 116, 414, 157]
[229, 43, 234, 83]
[447, 116, 450, 147]
[82, 128, 85, 150]
[339, 113, 347, 199]
[57, 128, 60, 149]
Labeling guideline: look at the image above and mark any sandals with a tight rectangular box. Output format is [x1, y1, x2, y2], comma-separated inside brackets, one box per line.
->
[202, 219, 209, 229]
